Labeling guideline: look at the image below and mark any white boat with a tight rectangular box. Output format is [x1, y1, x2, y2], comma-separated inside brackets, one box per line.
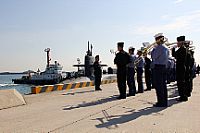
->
[12, 48, 66, 85]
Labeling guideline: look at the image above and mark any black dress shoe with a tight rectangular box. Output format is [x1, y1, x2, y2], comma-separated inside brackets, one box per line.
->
[187, 93, 191, 97]
[176, 97, 188, 102]
[95, 88, 102, 91]
[127, 94, 135, 97]
[153, 103, 168, 107]
[117, 96, 126, 99]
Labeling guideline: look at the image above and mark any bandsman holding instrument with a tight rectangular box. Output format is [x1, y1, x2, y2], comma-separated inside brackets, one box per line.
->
[135, 49, 145, 93]
[143, 51, 152, 91]
[142, 42, 152, 91]
[172, 36, 188, 101]
[151, 33, 169, 107]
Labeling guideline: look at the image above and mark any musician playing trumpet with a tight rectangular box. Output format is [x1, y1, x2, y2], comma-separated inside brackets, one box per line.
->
[151, 33, 169, 107]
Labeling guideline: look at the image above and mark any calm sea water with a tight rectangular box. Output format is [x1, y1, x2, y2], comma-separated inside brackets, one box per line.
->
[0, 74, 116, 95]
[0, 74, 33, 94]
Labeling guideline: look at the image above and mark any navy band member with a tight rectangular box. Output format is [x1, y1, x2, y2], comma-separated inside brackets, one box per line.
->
[135, 50, 145, 93]
[93, 55, 102, 91]
[169, 58, 176, 82]
[114, 42, 130, 99]
[189, 50, 195, 94]
[196, 64, 200, 76]
[127, 47, 137, 96]
[172, 36, 188, 101]
[143, 52, 152, 91]
[184, 43, 193, 97]
[151, 33, 169, 107]
[166, 58, 172, 84]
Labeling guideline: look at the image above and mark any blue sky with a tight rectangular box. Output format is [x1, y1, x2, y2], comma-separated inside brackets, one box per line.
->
[0, 0, 200, 72]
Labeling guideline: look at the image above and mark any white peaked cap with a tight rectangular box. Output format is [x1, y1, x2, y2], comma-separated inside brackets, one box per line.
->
[142, 42, 150, 47]
[154, 33, 164, 38]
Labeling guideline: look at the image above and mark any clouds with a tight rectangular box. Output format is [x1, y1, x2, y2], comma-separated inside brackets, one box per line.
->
[174, 0, 184, 4]
[133, 10, 200, 35]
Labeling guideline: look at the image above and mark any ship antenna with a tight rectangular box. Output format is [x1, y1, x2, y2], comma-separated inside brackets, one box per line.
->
[87, 41, 90, 55]
[44, 48, 51, 67]
[91, 44, 93, 56]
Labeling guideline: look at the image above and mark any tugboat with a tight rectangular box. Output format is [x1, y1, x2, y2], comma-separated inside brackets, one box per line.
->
[12, 48, 66, 85]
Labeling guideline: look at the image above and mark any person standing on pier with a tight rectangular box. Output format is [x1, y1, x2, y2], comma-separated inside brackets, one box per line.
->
[184, 43, 193, 97]
[114, 42, 130, 99]
[93, 55, 102, 91]
[143, 52, 152, 91]
[172, 36, 188, 101]
[135, 50, 145, 93]
[151, 33, 169, 107]
[127, 47, 137, 96]
[196, 64, 200, 76]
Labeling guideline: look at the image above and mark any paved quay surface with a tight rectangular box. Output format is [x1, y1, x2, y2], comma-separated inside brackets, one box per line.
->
[0, 76, 200, 133]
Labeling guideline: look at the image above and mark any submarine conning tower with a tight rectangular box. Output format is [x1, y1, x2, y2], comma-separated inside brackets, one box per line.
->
[85, 41, 94, 77]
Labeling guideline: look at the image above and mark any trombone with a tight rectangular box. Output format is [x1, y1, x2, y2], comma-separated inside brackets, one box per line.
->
[142, 37, 169, 55]
[166, 40, 194, 50]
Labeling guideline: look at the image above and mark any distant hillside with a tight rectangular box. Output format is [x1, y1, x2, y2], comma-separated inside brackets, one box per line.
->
[0, 70, 35, 75]
[22, 70, 36, 74]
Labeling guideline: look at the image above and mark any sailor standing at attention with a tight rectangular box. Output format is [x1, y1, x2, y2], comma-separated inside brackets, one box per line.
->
[135, 49, 145, 93]
[143, 52, 152, 91]
[127, 47, 137, 96]
[114, 42, 130, 99]
[151, 33, 169, 107]
[172, 36, 188, 101]
[93, 55, 102, 91]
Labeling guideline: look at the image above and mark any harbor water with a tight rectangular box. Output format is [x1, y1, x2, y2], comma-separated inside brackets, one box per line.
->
[0, 74, 116, 95]
[0, 74, 33, 94]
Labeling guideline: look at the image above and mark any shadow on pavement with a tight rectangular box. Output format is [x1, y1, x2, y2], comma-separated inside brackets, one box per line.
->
[95, 97, 180, 129]
[62, 90, 96, 96]
[63, 95, 118, 111]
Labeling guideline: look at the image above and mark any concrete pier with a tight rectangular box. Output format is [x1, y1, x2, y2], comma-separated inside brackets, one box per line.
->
[0, 76, 200, 132]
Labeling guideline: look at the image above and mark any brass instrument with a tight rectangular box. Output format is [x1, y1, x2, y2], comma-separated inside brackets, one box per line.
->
[133, 37, 168, 68]
[165, 42, 177, 49]
[134, 56, 143, 67]
[166, 40, 194, 50]
[189, 45, 195, 51]
[142, 37, 169, 55]
[110, 49, 118, 55]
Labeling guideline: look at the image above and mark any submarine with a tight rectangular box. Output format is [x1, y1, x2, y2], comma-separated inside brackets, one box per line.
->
[73, 41, 107, 79]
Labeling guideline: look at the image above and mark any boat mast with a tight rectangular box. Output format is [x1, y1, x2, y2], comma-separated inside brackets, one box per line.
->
[44, 48, 51, 68]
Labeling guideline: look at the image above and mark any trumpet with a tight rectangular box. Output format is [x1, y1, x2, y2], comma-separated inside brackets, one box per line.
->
[110, 49, 118, 55]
